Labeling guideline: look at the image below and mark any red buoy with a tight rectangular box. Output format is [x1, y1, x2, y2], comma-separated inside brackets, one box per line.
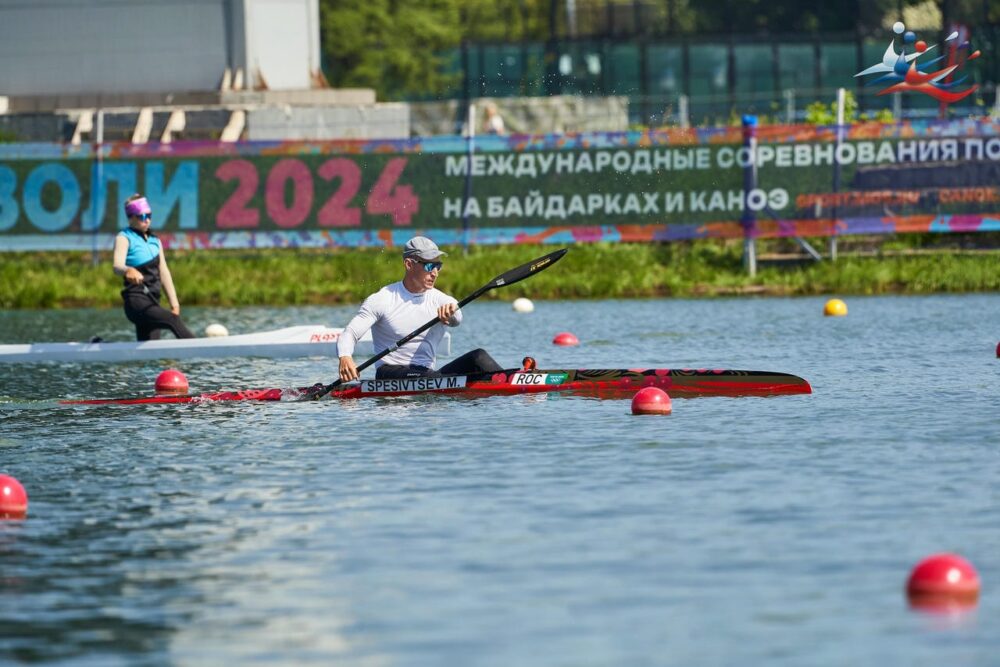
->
[631, 387, 672, 415]
[552, 332, 579, 346]
[906, 553, 980, 604]
[0, 474, 28, 519]
[155, 369, 189, 394]
[996, 341, 999, 358]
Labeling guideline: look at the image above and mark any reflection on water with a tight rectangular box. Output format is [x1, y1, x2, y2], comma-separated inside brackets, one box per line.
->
[1, 295, 999, 664]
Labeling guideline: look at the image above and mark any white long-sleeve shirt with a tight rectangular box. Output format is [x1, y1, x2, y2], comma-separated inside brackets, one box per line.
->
[337, 281, 461, 369]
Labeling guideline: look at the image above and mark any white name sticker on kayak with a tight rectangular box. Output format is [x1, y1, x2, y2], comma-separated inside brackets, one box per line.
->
[360, 376, 467, 393]
[511, 372, 568, 386]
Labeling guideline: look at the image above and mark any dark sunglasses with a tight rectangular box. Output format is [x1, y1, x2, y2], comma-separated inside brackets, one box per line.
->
[134, 213, 152, 222]
[409, 258, 442, 272]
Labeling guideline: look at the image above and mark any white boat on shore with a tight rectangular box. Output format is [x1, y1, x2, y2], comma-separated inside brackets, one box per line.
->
[0, 325, 452, 364]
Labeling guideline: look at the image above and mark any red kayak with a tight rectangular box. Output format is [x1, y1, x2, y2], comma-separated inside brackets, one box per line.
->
[62, 367, 812, 405]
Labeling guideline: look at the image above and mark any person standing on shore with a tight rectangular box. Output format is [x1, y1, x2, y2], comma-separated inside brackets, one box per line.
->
[482, 103, 506, 136]
[337, 236, 503, 381]
[112, 194, 195, 341]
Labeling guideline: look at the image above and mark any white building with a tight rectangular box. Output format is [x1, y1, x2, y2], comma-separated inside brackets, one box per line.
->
[0, 0, 321, 97]
[0, 0, 412, 140]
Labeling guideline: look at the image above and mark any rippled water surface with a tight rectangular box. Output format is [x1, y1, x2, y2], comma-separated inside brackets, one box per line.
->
[1, 295, 999, 666]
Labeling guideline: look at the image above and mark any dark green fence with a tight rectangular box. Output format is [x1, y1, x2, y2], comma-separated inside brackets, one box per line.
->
[445, 28, 1000, 125]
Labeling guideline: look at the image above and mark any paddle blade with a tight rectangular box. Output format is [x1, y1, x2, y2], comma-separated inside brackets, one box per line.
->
[494, 248, 567, 288]
[459, 248, 568, 306]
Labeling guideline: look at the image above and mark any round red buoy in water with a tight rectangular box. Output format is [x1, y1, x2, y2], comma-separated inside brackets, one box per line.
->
[906, 553, 980, 604]
[155, 369, 189, 394]
[0, 474, 28, 519]
[552, 332, 579, 346]
[996, 341, 999, 357]
[631, 387, 672, 415]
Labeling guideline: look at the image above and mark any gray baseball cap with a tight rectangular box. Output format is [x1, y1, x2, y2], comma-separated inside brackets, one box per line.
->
[402, 236, 446, 261]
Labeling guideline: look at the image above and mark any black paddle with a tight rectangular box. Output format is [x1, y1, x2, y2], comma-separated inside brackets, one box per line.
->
[302, 247, 569, 400]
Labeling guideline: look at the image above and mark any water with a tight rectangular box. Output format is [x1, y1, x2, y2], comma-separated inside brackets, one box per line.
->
[1, 295, 999, 666]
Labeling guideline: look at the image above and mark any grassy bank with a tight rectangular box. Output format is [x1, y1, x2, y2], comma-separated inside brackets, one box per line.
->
[3, 241, 999, 309]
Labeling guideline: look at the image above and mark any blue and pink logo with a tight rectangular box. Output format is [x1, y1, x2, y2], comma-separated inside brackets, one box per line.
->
[855, 22, 980, 103]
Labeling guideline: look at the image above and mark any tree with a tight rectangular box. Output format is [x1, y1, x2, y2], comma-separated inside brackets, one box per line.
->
[321, 0, 463, 100]
[457, 0, 551, 41]
[688, 0, 908, 34]
[321, 0, 558, 100]
[320, 0, 996, 101]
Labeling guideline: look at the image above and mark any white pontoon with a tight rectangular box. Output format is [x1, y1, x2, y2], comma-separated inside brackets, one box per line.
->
[0, 326, 452, 363]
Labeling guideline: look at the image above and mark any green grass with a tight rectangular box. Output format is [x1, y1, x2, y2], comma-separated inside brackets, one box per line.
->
[2, 241, 998, 309]
[756, 255, 1000, 295]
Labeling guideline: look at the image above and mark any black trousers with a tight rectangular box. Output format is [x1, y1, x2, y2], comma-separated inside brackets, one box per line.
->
[123, 292, 196, 341]
[375, 348, 503, 379]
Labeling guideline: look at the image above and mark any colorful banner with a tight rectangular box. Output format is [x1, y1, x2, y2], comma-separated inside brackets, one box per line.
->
[2, 119, 1000, 251]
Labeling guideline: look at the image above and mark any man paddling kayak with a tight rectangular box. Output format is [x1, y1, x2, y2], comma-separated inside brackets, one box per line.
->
[112, 194, 195, 341]
[337, 236, 503, 381]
